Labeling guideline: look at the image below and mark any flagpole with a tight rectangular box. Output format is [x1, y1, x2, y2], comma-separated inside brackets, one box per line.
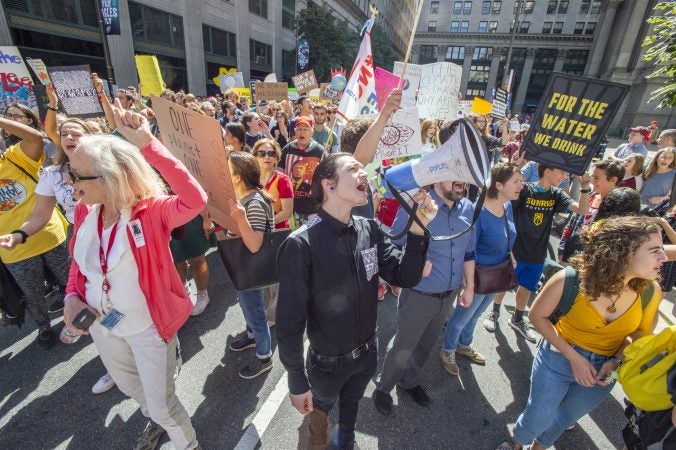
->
[397, 0, 425, 90]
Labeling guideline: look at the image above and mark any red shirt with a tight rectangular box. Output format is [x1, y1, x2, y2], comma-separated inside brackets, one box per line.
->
[265, 171, 294, 229]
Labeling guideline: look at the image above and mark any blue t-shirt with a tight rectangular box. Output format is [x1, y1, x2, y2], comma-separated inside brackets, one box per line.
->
[475, 202, 516, 266]
[640, 170, 675, 204]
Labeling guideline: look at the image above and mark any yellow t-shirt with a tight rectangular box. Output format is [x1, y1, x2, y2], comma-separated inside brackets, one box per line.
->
[0, 142, 66, 263]
[555, 284, 661, 356]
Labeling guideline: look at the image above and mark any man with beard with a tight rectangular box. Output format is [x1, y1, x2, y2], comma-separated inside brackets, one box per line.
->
[312, 104, 339, 153]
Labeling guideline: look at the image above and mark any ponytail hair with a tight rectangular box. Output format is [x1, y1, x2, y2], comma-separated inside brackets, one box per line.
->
[227, 151, 274, 203]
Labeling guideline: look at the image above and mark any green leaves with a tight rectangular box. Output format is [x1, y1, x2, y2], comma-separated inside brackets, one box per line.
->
[642, 2, 676, 108]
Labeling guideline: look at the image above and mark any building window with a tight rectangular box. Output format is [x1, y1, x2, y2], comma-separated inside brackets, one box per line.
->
[463, 1, 472, 14]
[9, 0, 100, 27]
[451, 21, 460, 32]
[466, 88, 486, 99]
[558, 0, 568, 14]
[478, 21, 488, 32]
[553, 21, 563, 34]
[472, 47, 493, 60]
[524, 0, 535, 13]
[562, 49, 589, 75]
[430, 1, 439, 13]
[129, 2, 185, 47]
[492, 0, 501, 14]
[542, 22, 552, 34]
[482, 1, 491, 14]
[249, 0, 268, 18]
[574, 22, 584, 34]
[282, 0, 295, 30]
[428, 20, 437, 32]
[250, 39, 272, 66]
[489, 21, 498, 33]
[203, 24, 236, 58]
[445, 46, 465, 62]
[547, 0, 557, 14]
[590, 0, 601, 14]
[453, 1, 462, 14]
[579, 0, 590, 14]
[519, 21, 530, 33]
[419, 45, 438, 64]
[461, 21, 469, 32]
[585, 22, 596, 34]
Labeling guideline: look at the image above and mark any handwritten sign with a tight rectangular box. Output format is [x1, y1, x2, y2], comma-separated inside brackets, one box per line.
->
[253, 82, 288, 101]
[393, 62, 421, 109]
[0, 46, 37, 112]
[491, 88, 508, 119]
[151, 95, 239, 233]
[292, 70, 318, 94]
[47, 65, 102, 118]
[417, 62, 461, 120]
[135, 55, 164, 97]
[218, 72, 245, 93]
[375, 107, 423, 160]
[374, 67, 401, 111]
[522, 72, 630, 175]
[25, 58, 50, 86]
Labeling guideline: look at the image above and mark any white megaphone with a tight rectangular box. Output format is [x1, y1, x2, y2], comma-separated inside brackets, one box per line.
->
[374, 117, 491, 198]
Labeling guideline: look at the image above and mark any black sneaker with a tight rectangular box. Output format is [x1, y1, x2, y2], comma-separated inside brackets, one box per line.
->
[509, 318, 537, 343]
[403, 385, 431, 407]
[373, 389, 393, 416]
[36, 327, 57, 349]
[228, 332, 256, 352]
[239, 357, 272, 379]
[48, 298, 64, 314]
[133, 420, 165, 450]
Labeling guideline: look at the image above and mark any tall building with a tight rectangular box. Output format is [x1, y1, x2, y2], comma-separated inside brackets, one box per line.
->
[413, 0, 674, 131]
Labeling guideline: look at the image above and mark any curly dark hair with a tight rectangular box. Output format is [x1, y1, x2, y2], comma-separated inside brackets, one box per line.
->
[571, 216, 661, 300]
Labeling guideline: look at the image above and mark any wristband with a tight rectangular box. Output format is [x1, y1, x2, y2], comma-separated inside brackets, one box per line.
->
[10, 229, 28, 244]
[580, 189, 592, 193]
[64, 293, 81, 302]
[47, 105, 58, 111]
[610, 355, 623, 366]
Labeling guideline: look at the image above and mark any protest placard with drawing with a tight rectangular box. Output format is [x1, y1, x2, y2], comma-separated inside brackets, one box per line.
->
[374, 107, 423, 160]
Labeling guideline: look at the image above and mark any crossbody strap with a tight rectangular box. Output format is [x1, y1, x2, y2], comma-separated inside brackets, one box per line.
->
[4, 156, 38, 184]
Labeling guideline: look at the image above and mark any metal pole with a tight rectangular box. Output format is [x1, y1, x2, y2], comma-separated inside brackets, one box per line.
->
[503, 0, 522, 89]
[94, 0, 116, 97]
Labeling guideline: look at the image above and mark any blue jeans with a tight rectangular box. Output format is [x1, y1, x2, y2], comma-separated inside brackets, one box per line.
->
[237, 288, 271, 359]
[513, 341, 614, 448]
[443, 292, 496, 352]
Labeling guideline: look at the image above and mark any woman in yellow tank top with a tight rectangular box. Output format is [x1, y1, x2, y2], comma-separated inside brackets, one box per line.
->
[499, 216, 666, 450]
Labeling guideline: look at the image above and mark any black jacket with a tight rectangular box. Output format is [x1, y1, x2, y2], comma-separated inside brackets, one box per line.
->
[276, 208, 429, 394]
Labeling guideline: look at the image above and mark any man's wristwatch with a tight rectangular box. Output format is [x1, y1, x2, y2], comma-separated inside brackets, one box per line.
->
[10, 229, 28, 244]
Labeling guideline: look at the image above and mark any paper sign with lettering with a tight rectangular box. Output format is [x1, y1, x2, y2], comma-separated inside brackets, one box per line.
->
[374, 107, 423, 160]
[218, 72, 245, 93]
[417, 62, 462, 120]
[151, 95, 239, 233]
[135, 55, 164, 97]
[491, 88, 508, 119]
[522, 72, 630, 175]
[471, 97, 492, 115]
[232, 88, 251, 103]
[0, 46, 37, 112]
[292, 70, 319, 94]
[47, 65, 102, 118]
[25, 58, 50, 86]
[253, 82, 288, 101]
[393, 62, 421, 109]
[374, 67, 401, 111]
[457, 100, 473, 116]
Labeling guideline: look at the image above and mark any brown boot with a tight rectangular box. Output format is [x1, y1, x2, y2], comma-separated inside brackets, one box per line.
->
[308, 409, 329, 450]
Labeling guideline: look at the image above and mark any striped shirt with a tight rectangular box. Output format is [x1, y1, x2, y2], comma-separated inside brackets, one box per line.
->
[227, 191, 272, 237]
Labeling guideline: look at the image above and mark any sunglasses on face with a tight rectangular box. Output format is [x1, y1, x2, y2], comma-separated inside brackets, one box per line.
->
[66, 164, 101, 183]
[255, 150, 277, 158]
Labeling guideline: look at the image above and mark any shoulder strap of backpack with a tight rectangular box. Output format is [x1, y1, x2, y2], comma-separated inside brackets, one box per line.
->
[549, 265, 580, 324]
[639, 282, 655, 310]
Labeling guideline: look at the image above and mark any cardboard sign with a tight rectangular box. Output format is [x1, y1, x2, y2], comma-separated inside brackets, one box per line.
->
[47, 65, 102, 118]
[25, 58, 50, 86]
[491, 88, 508, 119]
[375, 107, 423, 160]
[521, 72, 630, 175]
[471, 97, 493, 115]
[417, 62, 462, 120]
[253, 82, 288, 101]
[393, 62, 421, 109]
[374, 67, 401, 111]
[135, 55, 164, 97]
[218, 72, 245, 92]
[292, 70, 318, 94]
[0, 47, 37, 112]
[151, 95, 239, 233]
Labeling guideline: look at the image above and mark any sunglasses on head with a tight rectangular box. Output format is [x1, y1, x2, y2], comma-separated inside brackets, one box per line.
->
[255, 150, 277, 158]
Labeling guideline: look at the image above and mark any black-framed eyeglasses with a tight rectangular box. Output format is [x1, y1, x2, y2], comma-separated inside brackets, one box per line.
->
[5, 113, 26, 120]
[255, 150, 277, 158]
[65, 163, 101, 183]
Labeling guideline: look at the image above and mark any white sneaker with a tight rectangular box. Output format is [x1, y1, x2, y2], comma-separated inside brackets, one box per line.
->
[92, 372, 116, 394]
[191, 291, 210, 316]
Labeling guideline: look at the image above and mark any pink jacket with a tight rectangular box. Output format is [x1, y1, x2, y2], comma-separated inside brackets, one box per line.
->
[66, 137, 208, 340]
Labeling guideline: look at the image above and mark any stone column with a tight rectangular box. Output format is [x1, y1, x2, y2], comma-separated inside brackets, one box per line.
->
[612, 1, 648, 74]
[553, 48, 566, 73]
[459, 46, 474, 96]
[182, 0, 206, 95]
[437, 45, 446, 62]
[585, 0, 622, 78]
[485, 47, 503, 91]
[0, 2, 13, 45]
[107, 0, 139, 90]
[236, 1, 251, 80]
[512, 48, 535, 113]
[272, 0, 284, 77]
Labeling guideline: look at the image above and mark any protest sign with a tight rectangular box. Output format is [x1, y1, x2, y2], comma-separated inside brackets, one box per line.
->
[47, 65, 102, 118]
[254, 82, 288, 101]
[375, 107, 423, 160]
[248, 80, 257, 102]
[471, 97, 492, 115]
[393, 62, 421, 109]
[135, 55, 164, 97]
[521, 72, 630, 175]
[320, 83, 341, 102]
[491, 88, 508, 119]
[417, 62, 462, 120]
[374, 67, 401, 111]
[457, 100, 473, 117]
[233, 88, 251, 103]
[100, 0, 120, 35]
[288, 88, 299, 101]
[151, 95, 239, 234]
[25, 58, 50, 85]
[264, 73, 277, 82]
[0, 47, 37, 112]
[218, 72, 244, 93]
[292, 70, 318, 94]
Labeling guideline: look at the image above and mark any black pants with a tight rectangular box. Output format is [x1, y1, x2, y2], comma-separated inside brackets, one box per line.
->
[306, 346, 378, 445]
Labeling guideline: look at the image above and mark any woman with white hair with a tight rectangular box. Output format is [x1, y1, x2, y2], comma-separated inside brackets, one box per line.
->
[62, 101, 206, 450]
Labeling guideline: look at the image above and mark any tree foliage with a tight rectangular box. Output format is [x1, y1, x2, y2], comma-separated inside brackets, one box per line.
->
[370, 24, 402, 72]
[643, 2, 676, 108]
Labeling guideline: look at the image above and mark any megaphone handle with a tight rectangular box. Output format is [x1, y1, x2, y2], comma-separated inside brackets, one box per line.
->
[383, 177, 431, 239]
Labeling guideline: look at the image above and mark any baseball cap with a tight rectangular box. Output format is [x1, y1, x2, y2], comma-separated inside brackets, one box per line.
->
[630, 126, 651, 141]
[295, 116, 314, 129]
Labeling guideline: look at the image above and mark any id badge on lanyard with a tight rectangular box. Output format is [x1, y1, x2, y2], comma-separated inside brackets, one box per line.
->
[98, 209, 126, 330]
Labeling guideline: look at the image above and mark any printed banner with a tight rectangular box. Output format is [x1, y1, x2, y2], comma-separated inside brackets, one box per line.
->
[218, 72, 245, 93]
[100, 0, 120, 35]
[0, 47, 37, 112]
[374, 107, 423, 160]
[25, 58, 50, 86]
[292, 70, 318, 94]
[46, 65, 102, 118]
[337, 20, 377, 122]
[471, 97, 493, 115]
[374, 67, 401, 111]
[393, 62, 421, 109]
[417, 62, 462, 121]
[151, 95, 239, 234]
[491, 88, 508, 119]
[521, 72, 630, 175]
[135, 55, 164, 97]
[297, 38, 310, 71]
[254, 82, 288, 101]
